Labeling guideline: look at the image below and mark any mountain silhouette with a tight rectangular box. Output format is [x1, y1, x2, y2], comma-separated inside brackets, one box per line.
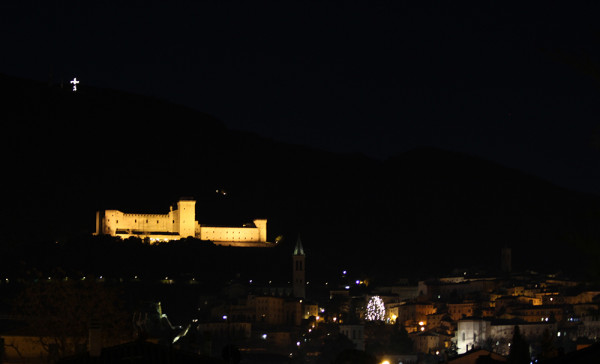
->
[2, 73, 599, 281]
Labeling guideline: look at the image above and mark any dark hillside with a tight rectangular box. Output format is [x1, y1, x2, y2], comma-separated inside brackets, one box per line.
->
[1, 73, 599, 281]
[375, 148, 600, 277]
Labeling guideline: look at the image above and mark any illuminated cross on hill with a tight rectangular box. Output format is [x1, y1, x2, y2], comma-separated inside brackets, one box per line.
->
[70, 78, 79, 91]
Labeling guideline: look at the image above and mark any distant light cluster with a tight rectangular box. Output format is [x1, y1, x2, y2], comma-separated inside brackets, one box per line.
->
[366, 295, 385, 321]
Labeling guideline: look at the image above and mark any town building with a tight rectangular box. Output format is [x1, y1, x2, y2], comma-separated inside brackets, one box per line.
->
[339, 324, 365, 350]
[412, 330, 452, 355]
[395, 302, 436, 330]
[447, 301, 479, 321]
[456, 318, 557, 355]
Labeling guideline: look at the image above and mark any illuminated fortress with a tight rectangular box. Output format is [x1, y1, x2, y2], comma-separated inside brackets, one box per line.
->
[95, 198, 269, 247]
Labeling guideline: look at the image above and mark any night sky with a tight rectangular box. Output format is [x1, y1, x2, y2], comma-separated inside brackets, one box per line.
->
[2, 1, 600, 195]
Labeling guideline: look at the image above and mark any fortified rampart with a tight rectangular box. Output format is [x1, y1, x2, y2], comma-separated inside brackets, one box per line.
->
[95, 199, 269, 246]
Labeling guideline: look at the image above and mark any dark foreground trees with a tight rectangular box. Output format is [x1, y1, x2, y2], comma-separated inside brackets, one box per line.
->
[333, 349, 378, 364]
[13, 277, 132, 361]
[507, 325, 529, 364]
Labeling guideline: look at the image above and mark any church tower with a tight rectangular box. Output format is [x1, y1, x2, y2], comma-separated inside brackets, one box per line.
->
[292, 236, 306, 299]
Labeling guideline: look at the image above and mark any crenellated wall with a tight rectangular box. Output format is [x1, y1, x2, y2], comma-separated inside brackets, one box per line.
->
[95, 199, 268, 245]
[198, 225, 261, 242]
[97, 210, 175, 235]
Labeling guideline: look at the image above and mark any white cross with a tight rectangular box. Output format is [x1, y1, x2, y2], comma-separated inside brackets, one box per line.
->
[70, 78, 79, 91]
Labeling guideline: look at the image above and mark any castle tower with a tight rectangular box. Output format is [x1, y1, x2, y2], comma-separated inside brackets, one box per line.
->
[253, 219, 268, 242]
[176, 198, 196, 238]
[292, 236, 306, 299]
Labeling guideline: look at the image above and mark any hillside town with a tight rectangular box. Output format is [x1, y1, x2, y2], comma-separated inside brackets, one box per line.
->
[2, 238, 599, 364]
[2, 1, 600, 363]
[173, 243, 600, 363]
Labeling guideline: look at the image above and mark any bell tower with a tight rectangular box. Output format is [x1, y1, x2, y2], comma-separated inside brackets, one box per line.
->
[292, 236, 306, 299]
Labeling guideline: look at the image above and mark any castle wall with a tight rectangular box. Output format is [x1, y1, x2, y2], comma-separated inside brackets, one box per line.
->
[120, 213, 174, 233]
[198, 226, 260, 242]
[212, 241, 272, 247]
[98, 210, 124, 235]
[96, 199, 268, 245]
[98, 210, 176, 234]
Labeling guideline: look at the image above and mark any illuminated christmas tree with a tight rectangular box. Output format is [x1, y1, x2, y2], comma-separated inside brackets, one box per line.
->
[366, 296, 385, 321]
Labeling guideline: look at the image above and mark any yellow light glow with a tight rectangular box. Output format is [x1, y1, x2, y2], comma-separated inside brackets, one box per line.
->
[381, 360, 390, 364]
